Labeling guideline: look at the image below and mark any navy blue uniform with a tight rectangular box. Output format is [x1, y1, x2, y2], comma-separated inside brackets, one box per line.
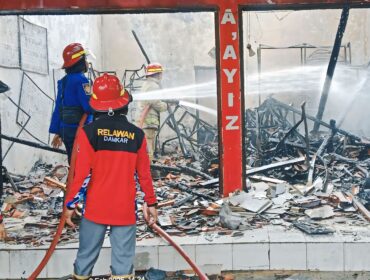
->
[49, 73, 93, 162]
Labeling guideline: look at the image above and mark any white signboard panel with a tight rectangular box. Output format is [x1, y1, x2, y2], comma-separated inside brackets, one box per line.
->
[0, 16, 20, 68]
[19, 17, 49, 75]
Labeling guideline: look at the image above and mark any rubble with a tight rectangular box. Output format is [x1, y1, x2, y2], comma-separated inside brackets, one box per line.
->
[292, 220, 335, 235]
[1, 97, 370, 247]
[0, 161, 74, 246]
[304, 205, 335, 219]
[219, 204, 242, 230]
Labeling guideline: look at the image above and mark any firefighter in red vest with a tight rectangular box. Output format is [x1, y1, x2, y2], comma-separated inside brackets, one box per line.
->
[64, 73, 158, 279]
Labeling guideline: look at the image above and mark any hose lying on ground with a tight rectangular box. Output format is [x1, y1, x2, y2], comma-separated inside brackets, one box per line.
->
[150, 223, 209, 280]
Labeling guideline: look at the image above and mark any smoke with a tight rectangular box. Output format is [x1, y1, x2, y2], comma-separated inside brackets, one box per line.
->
[133, 64, 370, 135]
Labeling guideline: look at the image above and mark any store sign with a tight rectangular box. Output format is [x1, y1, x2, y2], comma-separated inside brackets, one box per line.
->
[219, 6, 243, 195]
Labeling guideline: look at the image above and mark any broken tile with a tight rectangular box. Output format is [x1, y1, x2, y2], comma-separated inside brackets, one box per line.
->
[305, 205, 335, 219]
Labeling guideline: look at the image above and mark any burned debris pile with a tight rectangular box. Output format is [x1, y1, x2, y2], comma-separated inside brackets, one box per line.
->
[227, 97, 370, 234]
[138, 97, 370, 237]
[1, 161, 76, 246]
[1, 97, 370, 246]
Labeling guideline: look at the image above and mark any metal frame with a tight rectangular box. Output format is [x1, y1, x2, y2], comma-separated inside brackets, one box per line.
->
[2, 94, 31, 159]
[16, 71, 54, 144]
[257, 43, 352, 70]
[1, 0, 370, 196]
[155, 103, 217, 158]
[122, 64, 146, 92]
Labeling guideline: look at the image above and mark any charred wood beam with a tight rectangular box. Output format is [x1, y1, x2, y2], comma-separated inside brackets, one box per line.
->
[246, 156, 306, 175]
[255, 109, 262, 158]
[356, 165, 369, 178]
[331, 153, 360, 164]
[150, 164, 182, 173]
[270, 98, 361, 142]
[177, 165, 213, 180]
[0, 134, 66, 154]
[164, 104, 191, 158]
[330, 153, 369, 177]
[317, 155, 329, 191]
[249, 175, 286, 184]
[169, 182, 216, 201]
[44, 177, 66, 192]
[2, 166, 18, 192]
[150, 164, 214, 180]
[308, 136, 330, 186]
[207, 157, 306, 186]
[199, 178, 219, 188]
[347, 192, 370, 222]
[173, 194, 194, 207]
[302, 103, 311, 166]
[314, 6, 350, 132]
[269, 138, 306, 149]
[274, 102, 306, 156]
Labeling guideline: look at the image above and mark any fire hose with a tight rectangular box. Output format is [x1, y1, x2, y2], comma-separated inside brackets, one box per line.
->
[150, 223, 209, 280]
[28, 114, 88, 280]
[28, 113, 209, 280]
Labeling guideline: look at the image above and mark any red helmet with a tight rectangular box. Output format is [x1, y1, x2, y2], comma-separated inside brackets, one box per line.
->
[62, 43, 86, 69]
[90, 73, 131, 112]
[146, 63, 163, 76]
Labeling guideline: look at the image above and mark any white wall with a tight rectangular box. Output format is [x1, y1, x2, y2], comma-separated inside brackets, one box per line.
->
[0, 15, 102, 175]
[0, 12, 218, 174]
[101, 13, 215, 88]
[100, 13, 217, 143]
[243, 9, 370, 135]
[3, 9, 370, 174]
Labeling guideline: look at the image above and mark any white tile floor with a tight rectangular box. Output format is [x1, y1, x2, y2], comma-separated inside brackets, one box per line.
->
[307, 242, 344, 271]
[9, 249, 48, 278]
[344, 242, 370, 271]
[0, 251, 10, 279]
[196, 243, 233, 270]
[2, 227, 370, 278]
[232, 243, 270, 270]
[269, 243, 307, 270]
[158, 244, 196, 271]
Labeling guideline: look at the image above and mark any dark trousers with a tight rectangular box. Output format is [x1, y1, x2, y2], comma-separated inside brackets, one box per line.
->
[60, 126, 78, 164]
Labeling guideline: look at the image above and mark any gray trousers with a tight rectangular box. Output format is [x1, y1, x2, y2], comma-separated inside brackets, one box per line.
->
[73, 217, 136, 278]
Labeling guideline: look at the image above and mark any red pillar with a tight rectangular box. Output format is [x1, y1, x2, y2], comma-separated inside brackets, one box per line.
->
[218, 2, 244, 196]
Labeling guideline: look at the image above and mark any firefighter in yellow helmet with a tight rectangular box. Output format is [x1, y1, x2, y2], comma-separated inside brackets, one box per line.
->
[137, 63, 168, 161]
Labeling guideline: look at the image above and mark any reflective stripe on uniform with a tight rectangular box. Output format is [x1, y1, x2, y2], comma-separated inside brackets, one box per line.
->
[147, 67, 162, 72]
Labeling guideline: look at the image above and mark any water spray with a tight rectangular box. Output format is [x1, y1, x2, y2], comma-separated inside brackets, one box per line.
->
[179, 100, 217, 116]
